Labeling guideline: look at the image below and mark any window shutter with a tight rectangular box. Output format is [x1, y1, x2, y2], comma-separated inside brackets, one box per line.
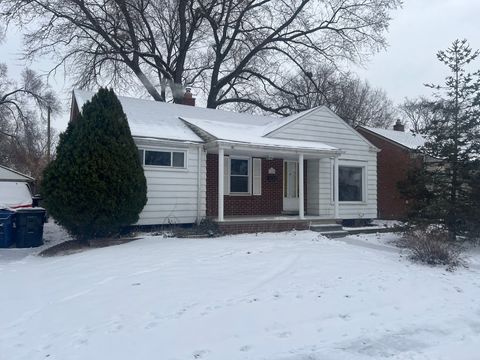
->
[252, 158, 262, 195]
[224, 156, 230, 195]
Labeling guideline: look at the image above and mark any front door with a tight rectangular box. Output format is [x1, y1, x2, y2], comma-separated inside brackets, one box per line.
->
[283, 161, 299, 212]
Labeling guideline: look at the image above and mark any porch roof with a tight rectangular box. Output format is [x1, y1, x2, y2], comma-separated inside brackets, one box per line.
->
[181, 117, 341, 157]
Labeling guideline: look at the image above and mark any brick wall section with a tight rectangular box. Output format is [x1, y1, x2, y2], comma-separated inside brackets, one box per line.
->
[206, 154, 307, 217]
[357, 128, 417, 220]
[218, 221, 310, 235]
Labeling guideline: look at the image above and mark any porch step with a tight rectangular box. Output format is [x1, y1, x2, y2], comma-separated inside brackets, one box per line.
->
[310, 224, 349, 239]
[318, 230, 349, 239]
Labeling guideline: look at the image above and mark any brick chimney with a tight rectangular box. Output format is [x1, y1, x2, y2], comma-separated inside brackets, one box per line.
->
[393, 119, 405, 132]
[182, 87, 196, 106]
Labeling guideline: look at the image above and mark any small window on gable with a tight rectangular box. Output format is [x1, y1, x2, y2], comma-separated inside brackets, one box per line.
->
[338, 166, 363, 202]
[142, 150, 186, 168]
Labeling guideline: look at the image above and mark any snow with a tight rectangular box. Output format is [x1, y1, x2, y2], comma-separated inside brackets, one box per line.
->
[361, 126, 426, 150]
[261, 107, 320, 135]
[0, 182, 32, 209]
[1, 229, 480, 360]
[181, 116, 339, 153]
[73, 90, 338, 153]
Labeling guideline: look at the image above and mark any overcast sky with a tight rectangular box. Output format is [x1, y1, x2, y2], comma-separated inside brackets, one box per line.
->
[1, 0, 480, 131]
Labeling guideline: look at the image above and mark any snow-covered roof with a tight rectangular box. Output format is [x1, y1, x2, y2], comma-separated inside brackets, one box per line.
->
[360, 126, 426, 150]
[0, 165, 34, 182]
[181, 117, 338, 153]
[72, 90, 338, 153]
[74, 89, 204, 142]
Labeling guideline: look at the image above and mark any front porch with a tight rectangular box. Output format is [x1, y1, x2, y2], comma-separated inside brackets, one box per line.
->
[215, 215, 346, 236]
[207, 143, 342, 223]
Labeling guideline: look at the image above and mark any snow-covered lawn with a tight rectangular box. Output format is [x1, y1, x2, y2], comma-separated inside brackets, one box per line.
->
[1, 229, 480, 360]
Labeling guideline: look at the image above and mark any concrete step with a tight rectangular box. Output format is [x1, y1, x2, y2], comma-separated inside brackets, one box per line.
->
[310, 224, 343, 232]
[310, 223, 349, 238]
[318, 230, 350, 239]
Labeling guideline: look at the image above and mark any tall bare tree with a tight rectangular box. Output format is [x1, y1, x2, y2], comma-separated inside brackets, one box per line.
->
[0, 64, 59, 178]
[254, 63, 397, 127]
[1, 0, 401, 111]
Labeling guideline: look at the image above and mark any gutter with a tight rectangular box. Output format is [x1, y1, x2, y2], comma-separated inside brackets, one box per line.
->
[208, 140, 344, 157]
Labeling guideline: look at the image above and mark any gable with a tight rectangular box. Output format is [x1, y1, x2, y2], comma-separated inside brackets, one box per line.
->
[265, 107, 378, 155]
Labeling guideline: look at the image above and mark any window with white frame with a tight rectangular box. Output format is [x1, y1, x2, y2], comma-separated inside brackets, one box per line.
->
[338, 166, 363, 202]
[138, 149, 186, 168]
[229, 157, 250, 193]
[224, 157, 262, 195]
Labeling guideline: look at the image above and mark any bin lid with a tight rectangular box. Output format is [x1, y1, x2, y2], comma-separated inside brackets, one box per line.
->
[0, 208, 16, 215]
[15, 207, 46, 213]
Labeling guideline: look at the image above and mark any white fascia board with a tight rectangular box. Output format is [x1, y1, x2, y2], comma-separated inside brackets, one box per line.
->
[207, 140, 344, 158]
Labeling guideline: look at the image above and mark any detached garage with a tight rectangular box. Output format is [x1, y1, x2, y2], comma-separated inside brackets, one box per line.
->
[0, 165, 35, 209]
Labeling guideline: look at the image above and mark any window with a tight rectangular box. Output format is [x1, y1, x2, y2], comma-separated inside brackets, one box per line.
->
[339, 166, 363, 202]
[230, 158, 250, 193]
[141, 150, 186, 168]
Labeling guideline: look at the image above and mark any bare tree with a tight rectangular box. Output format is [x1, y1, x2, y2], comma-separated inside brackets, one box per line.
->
[0, 64, 60, 178]
[256, 63, 397, 127]
[399, 96, 440, 132]
[1, 0, 401, 111]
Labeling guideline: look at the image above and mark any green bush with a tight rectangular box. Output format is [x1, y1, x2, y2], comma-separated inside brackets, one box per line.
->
[42, 88, 147, 239]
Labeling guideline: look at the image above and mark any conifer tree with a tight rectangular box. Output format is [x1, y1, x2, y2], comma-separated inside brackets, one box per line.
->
[42, 88, 147, 239]
[418, 39, 480, 239]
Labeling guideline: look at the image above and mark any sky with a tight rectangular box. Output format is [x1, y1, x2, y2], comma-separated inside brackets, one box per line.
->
[1, 0, 480, 132]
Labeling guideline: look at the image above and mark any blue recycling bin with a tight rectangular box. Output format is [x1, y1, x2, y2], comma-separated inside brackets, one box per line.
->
[0, 209, 16, 248]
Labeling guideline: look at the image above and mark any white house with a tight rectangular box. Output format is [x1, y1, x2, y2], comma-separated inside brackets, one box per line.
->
[71, 89, 378, 233]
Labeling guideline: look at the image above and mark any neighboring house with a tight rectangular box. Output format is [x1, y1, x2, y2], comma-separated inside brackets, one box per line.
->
[71, 89, 378, 233]
[0, 165, 35, 208]
[357, 121, 426, 220]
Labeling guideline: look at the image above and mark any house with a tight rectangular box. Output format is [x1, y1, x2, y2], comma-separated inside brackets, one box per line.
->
[71, 89, 378, 233]
[357, 121, 425, 220]
[0, 165, 35, 208]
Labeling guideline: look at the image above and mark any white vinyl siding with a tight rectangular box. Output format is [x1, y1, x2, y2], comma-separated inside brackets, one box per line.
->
[268, 107, 377, 219]
[134, 139, 206, 225]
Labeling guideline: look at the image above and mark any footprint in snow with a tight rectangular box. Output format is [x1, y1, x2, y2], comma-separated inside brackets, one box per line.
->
[276, 331, 292, 338]
[240, 345, 252, 352]
[193, 349, 210, 358]
[145, 321, 158, 330]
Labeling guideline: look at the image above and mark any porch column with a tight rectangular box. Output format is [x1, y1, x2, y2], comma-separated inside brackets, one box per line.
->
[218, 148, 224, 222]
[333, 156, 339, 219]
[298, 153, 305, 219]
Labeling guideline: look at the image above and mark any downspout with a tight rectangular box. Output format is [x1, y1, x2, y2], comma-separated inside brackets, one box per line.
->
[196, 146, 202, 224]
